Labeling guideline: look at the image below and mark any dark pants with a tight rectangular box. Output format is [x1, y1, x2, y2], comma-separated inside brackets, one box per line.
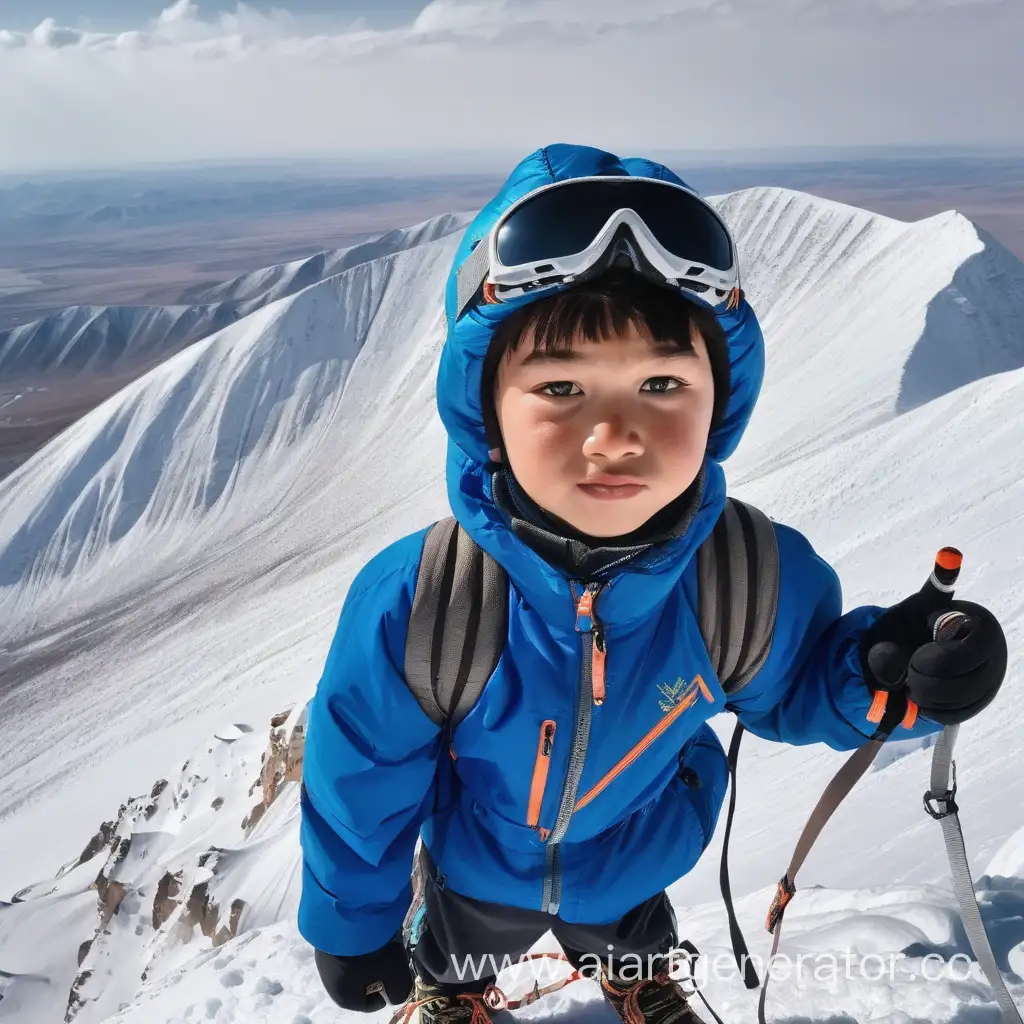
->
[411, 847, 678, 992]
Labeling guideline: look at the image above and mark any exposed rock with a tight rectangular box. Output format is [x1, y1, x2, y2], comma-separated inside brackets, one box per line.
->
[113, 835, 131, 867]
[65, 970, 91, 1023]
[181, 881, 246, 948]
[69, 819, 117, 873]
[226, 898, 245, 941]
[97, 879, 126, 930]
[211, 796, 224, 810]
[143, 779, 169, 820]
[242, 704, 307, 831]
[152, 871, 183, 930]
[184, 880, 218, 941]
[241, 801, 267, 831]
[197, 848, 220, 869]
[94, 835, 132, 890]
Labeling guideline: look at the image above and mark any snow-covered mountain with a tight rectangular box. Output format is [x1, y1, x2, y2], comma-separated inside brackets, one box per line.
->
[0, 214, 470, 380]
[1, 189, 1023, 1024]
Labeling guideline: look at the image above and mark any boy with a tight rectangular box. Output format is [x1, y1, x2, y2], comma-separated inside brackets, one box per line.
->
[298, 145, 1006, 1024]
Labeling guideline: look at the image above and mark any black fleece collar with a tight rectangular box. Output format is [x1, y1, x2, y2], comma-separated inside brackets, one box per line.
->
[489, 462, 707, 581]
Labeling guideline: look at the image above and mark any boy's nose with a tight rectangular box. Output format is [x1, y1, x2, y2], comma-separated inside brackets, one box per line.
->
[582, 419, 645, 461]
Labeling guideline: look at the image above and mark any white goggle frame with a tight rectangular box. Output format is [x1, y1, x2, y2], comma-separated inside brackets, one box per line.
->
[455, 177, 741, 316]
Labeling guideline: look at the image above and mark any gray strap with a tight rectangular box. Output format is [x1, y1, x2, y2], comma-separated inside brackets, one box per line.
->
[697, 498, 779, 694]
[697, 512, 723, 672]
[927, 726, 1023, 1023]
[405, 518, 507, 728]
[455, 238, 491, 320]
[718, 500, 749, 685]
[758, 736, 888, 1023]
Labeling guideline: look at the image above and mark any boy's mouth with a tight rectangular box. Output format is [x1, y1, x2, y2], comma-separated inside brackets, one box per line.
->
[577, 474, 648, 500]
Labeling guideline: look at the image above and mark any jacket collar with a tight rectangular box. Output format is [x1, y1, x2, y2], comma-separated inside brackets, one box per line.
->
[490, 462, 708, 581]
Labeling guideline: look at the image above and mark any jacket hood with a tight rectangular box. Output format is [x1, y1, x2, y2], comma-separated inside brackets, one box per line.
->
[434, 144, 766, 624]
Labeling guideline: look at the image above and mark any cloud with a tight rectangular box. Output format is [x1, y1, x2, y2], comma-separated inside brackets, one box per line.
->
[30, 18, 84, 48]
[0, 0, 1021, 171]
[0, 29, 28, 49]
[0, 1, 306, 54]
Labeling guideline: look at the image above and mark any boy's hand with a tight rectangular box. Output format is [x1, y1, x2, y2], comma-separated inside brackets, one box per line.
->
[315, 938, 413, 1011]
[860, 595, 1007, 725]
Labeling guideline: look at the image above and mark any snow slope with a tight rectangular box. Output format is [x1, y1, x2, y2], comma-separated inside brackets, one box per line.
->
[0, 213, 470, 379]
[176, 213, 470, 314]
[1, 189, 1023, 1023]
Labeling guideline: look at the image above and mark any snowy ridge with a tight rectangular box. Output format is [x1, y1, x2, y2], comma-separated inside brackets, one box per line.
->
[179, 212, 471, 311]
[0, 231, 458, 627]
[0, 213, 470, 379]
[1, 189, 1023, 1023]
[0, 304, 239, 379]
[716, 187, 1024, 474]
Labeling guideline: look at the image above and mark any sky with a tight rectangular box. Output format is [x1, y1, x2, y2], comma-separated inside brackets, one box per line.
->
[0, 0, 1022, 173]
[0, 0, 425, 32]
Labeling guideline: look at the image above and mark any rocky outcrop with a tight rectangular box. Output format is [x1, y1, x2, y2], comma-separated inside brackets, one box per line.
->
[71, 820, 119, 872]
[51, 703, 309, 1022]
[242, 703, 307, 832]
[152, 871, 183, 931]
[181, 878, 246, 948]
[65, 970, 92, 1022]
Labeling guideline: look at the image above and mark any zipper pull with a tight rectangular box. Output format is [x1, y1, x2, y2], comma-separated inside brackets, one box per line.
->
[575, 583, 607, 706]
[575, 585, 596, 633]
[593, 629, 607, 706]
[528, 720, 557, 836]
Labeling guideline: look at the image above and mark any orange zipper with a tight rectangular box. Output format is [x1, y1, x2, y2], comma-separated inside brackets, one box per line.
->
[573, 676, 713, 813]
[575, 585, 607, 706]
[592, 636, 607, 705]
[527, 720, 557, 832]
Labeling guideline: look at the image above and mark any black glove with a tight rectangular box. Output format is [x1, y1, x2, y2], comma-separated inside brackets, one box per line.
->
[315, 937, 414, 1012]
[860, 595, 1007, 726]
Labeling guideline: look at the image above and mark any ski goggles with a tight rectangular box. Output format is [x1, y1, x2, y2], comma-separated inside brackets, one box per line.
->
[455, 176, 741, 318]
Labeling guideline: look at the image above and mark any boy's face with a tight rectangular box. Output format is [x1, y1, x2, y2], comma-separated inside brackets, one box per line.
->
[493, 321, 716, 539]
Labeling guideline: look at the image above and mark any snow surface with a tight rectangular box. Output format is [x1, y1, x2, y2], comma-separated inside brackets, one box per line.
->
[1, 188, 1023, 1023]
[0, 213, 471, 380]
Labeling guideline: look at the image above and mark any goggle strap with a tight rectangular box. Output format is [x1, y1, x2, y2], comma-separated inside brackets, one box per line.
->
[456, 237, 491, 319]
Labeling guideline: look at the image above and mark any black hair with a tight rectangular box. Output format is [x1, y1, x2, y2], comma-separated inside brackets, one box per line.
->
[480, 271, 731, 449]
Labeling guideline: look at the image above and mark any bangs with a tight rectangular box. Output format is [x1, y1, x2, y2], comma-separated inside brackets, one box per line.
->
[496, 271, 712, 357]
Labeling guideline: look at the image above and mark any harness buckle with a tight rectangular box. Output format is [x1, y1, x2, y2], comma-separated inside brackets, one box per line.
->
[923, 761, 959, 819]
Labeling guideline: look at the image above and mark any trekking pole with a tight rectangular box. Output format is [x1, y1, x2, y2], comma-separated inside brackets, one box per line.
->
[849, 547, 1021, 1024]
[759, 546, 1021, 1024]
[915, 551, 1023, 1024]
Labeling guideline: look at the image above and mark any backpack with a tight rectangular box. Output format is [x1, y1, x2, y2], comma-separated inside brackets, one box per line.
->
[401, 500, 1022, 1024]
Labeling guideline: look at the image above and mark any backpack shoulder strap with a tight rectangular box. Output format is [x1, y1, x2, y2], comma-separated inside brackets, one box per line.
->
[696, 496, 780, 695]
[695, 496, 781, 992]
[404, 517, 508, 732]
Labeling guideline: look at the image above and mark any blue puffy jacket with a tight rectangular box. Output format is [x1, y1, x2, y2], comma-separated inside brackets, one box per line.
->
[298, 144, 940, 957]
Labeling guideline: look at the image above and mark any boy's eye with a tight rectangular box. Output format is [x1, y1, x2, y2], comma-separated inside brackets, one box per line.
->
[641, 377, 686, 394]
[538, 381, 582, 397]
